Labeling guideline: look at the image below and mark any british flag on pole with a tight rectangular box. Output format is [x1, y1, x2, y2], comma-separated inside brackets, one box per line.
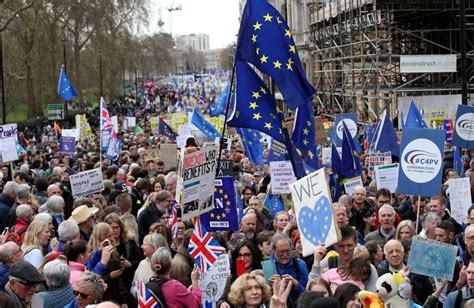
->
[188, 218, 225, 272]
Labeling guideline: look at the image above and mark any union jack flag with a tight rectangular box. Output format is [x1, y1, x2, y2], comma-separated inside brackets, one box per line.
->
[100, 97, 114, 132]
[137, 280, 160, 308]
[188, 218, 225, 272]
[169, 201, 179, 238]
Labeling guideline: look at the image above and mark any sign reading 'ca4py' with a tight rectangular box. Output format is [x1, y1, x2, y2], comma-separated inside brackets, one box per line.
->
[452, 104, 474, 149]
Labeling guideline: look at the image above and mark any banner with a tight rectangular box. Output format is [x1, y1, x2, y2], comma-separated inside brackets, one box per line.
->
[198, 254, 230, 308]
[407, 236, 458, 280]
[343, 176, 363, 196]
[178, 146, 217, 220]
[398, 128, 444, 197]
[452, 104, 474, 149]
[400, 55, 457, 73]
[375, 163, 399, 193]
[201, 177, 239, 231]
[270, 161, 297, 194]
[448, 177, 471, 225]
[334, 113, 358, 147]
[70, 168, 104, 198]
[290, 167, 339, 257]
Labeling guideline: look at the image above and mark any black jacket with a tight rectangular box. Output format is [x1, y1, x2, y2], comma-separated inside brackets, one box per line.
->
[138, 205, 164, 244]
[0, 194, 15, 230]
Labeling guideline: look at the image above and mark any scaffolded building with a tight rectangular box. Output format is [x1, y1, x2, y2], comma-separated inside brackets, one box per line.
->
[307, 0, 474, 122]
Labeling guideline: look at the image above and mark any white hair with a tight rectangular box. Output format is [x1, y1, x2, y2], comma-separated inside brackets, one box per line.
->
[3, 181, 19, 195]
[58, 220, 79, 242]
[43, 260, 70, 288]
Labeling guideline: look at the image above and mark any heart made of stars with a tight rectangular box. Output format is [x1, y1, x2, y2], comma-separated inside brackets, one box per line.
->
[298, 196, 332, 246]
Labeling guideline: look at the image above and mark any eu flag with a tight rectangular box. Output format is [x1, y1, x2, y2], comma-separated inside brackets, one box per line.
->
[371, 110, 400, 158]
[237, 128, 264, 166]
[210, 83, 230, 117]
[292, 102, 319, 169]
[158, 117, 177, 142]
[227, 60, 286, 143]
[236, 0, 315, 109]
[404, 99, 428, 128]
[330, 143, 343, 201]
[191, 110, 222, 139]
[57, 67, 77, 102]
[263, 193, 285, 217]
[341, 122, 362, 179]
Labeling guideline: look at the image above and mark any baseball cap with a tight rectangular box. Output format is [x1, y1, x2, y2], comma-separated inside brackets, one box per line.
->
[10, 261, 43, 283]
[70, 205, 99, 224]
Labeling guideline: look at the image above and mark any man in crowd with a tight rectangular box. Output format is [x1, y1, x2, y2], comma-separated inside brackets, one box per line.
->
[377, 239, 405, 275]
[365, 204, 396, 247]
[70, 205, 98, 242]
[430, 195, 463, 235]
[4, 261, 44, 307]
[0, 241, 23, 290]
[0, 182, 18, 230]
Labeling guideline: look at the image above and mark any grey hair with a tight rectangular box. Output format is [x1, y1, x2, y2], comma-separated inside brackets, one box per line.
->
[144, 233, 169, 251]
[47, 195, 65, 213]
[52, 166, 62, 176]
[151, 247, 173, 274]
[19, 164, 29, 175]
[352, 185, 366, 195]
[465, 224, 474, 239]
[43, 260, 70, 288]
[332, 202, 346, 211]
[3, 181, 19, 195]
[58, 220, 80, 242]
[338, 194, 352, 204]
[33, 212, 53, 223]
[421, 212, 441, 230]
[16, 204, 32, 219]
[271, 233, 292, 249]
[164, 172, 177, 185]
[0, 242, 19, 262]
[76, 272, 106, 302]
[378, 204, 396, 219]
[16, 184, 31, 199]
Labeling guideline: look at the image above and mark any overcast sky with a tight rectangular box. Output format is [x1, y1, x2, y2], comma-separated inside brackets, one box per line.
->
[148, 0, 241, 49]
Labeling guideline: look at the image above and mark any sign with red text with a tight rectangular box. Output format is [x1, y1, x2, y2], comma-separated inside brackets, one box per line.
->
[270, 161, 297, 194]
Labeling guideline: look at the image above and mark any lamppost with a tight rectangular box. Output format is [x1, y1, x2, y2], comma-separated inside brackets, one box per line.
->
[460, 0, 468, 105]
[99, 49, 103, 98]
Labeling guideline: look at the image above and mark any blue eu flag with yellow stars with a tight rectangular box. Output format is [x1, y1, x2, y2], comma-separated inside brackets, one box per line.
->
[330, 143, 343, 201]
[57, 67, 77, 102]
[292, 102, 319, 169]
[263, 193, 285, 217]
[191, 110, 222, 139]
[227, 60, 286, 143]
[236, 0, 316, 109]
[237, 127, 264, 166]
[341, 121, 362, 179]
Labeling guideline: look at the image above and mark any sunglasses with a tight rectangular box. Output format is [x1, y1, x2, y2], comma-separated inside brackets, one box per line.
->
[74, 290, 91, 299]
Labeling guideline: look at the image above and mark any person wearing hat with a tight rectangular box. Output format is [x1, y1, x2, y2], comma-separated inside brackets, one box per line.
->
[70, 205, 99, 242]
[4, 260, 43, 307]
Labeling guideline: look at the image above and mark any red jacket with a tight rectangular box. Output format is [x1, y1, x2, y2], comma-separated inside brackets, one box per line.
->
[13, 218, 29, 244]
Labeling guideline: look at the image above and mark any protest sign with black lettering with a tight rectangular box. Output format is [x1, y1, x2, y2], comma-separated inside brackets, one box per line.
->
[448, 177, 471, 225]
[270, 161, 297, 194]
[375, 163, 399, 193]
[70, 168, 104, 198]
[198, 254, 230, 307]
[343, 176, 363, 196]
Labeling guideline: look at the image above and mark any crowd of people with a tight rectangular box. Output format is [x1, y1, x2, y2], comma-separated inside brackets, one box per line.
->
[0, 76, 471, 308]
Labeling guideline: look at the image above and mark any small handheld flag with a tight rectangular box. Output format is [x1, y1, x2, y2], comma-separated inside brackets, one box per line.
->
[188, 218, 225, 272]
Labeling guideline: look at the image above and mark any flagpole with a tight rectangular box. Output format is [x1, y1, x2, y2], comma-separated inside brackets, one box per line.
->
[415, 195, 421, 232]
[216, 59, 236, 176]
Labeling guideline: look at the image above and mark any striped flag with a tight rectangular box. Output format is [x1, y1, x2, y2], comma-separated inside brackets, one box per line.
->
[137, 280, 160, 308]
[188, 218, 225, 272]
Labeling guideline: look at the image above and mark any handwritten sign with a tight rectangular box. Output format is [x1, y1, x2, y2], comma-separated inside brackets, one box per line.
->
[198, 254, 230, 307]
[343, 176, 363, 196]
[407, 236, 458, 280]
[448, 177, 471, 225]
[270, 161, 297, 194]
[375, 163, 399, 193]
[70, 169, 104, 198]
[0, 137, 18, 162]
[366, 152, 392, 178]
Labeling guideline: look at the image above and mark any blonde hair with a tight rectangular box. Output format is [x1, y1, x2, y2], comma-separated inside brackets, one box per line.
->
[22, 220, 49, 254]
[104, 213, 133, 242]
[121, 213, 139, 243]
[228, 274, 271, 306]
[87, 222, 112, 253]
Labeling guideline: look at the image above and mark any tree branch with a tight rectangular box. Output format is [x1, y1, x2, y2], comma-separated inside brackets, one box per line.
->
[0, 1, 36, 32]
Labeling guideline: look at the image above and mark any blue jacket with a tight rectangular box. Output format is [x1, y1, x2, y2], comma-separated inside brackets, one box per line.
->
[0, 263, 10, 291]
[271, 255, 308, 303]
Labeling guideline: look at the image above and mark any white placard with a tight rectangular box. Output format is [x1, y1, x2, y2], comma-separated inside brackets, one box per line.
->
[375, 163, 399, 193]
[111, 116, 119, 133]
[176, 135, 191, 148]
[322, 147, 331, 165]
[270, 161, 297, 194]
[70, 168, 104, 198]
[343, 176, 363, 196]
[400, 55, 457, 73]
[61, 129, 80, 141]
[448, 177, 472, 225]
[0, 137, 18, 162]
[178, 124, 193, 136]
[126, 117, 136, 128]
[198, 254, 230, 306]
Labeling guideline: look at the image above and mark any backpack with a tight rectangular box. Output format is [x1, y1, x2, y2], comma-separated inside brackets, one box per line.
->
[146, 277, 169, 308]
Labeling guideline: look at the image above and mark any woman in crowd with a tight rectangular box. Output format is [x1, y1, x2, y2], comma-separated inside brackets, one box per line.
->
[321, 255, 372, 292]
[121, 213, 139, 243]
[358, 207, 375, 237]
[419, 212, 440, 240]
[65, 272, 107, 308]
[217, 241, 263, 307]
[306, 277, 332, 296]
[395, 220, 416, 242]
[22, 220, 51, 268]
[148, 247, 201, 307]
[131, 233, 168, 297]
[137, 192, 157, 218]
[333, 283, 362, 308]
[365, 241, 384, 268]
[227, 273, 272, 308]
[172, 221, 186, 250]
[31, 260, 75, 307]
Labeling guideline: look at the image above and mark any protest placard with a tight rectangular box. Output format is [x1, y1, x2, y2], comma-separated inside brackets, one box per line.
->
[59, 136, 76, 156]
[343, 176, 363, 196]
[0, 137, 18, 162]
[70, 168, 104, 198]
[367, 152, 392, 178]
[159, 144, 177, 170]
[198, 254, 230, 307]
[217, 160, 233, 177]
[322, 147, 331, 165]
[290, 167, 339, 257]
[452, 104, 474, 149]
[178, 146, 218, 220]
[407, 236, 458, 280]
[375, 163, 399, 193]
[140, 148, 159, 163]
[448, 177, 471, 225]
[315, 116, 327, 145]
[201, 177, 239, 231]
[270, 161, 297, 194]
[150, 117, 159, 131]
[126, 117, 136, 127]
[61, 129, 80, 141]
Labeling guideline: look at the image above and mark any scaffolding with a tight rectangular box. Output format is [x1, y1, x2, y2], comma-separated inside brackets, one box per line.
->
[308, 0, 474, 121]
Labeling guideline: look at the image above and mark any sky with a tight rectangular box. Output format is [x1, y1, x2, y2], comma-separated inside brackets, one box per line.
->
[148, 0, 241, 49]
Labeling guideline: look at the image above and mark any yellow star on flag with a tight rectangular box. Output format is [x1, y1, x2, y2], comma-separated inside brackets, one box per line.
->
[263, 13, 273, 22]
[253, 21, 262, 30]
[253, 113, 262, 120]
[303, 139, 309, 146]
[251, 34, 257, 43]
[307, 120, 312, 126]
[303, 128, 309, 135]
[256, 47, 260, 55]
[264, 122, 273, 130]
[222, 213, 227, 218]
[284, 29, 292, 37]
[252, 91, 261, 99]
[216, 215, 221, 220]
[226, 200, 231, 206]
[289, 45, 296, 53]
[260, 55, 268, 63]
[276, 16, 282, 24]
[308, 150, 314, 159]
[210, 213, 215, 218]
[219, 189, 224, 194]
[273, 60, 282, 69]
[224, 194, 228, 199]
[249, 102, 258, 109]
[260, 87, 267, 94]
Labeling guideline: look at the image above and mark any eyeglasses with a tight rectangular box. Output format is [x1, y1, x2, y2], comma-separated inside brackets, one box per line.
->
[15, 280, 36, 289]
[111, 225, 121, 230]
[74, 290, 92, 299]
[238, 252, 252, 258]
[276, 249, 291, 255]
[160, 216, 170, 220]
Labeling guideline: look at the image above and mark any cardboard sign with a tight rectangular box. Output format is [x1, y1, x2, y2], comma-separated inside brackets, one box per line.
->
[0, 137, 18, 163]
[198, 254, 230, 307]
[270, 161, 297, 194]
[448, 177, 471, 225]
[407, 236, 458, 280]
[70, 168, 104, 198]
[217, 160, 233, 177]
[375, 163, 399, 193]
[178, 146, 217, 220]
[201, 177, 239, 231]
[343, 176, 363, 196]
[290, 167, 339, 257]
[367, 152, 392, 178]
[159, 144, 177, 170]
